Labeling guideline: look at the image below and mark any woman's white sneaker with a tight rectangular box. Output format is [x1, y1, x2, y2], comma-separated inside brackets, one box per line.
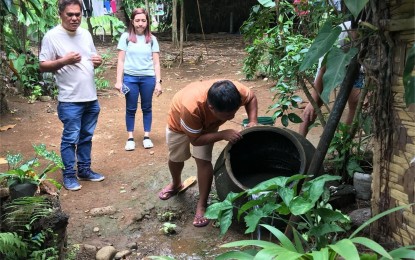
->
[143, 138, 154, 149]
[125, 140, 135, 151]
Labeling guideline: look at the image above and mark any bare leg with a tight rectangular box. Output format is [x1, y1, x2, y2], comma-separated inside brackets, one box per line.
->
[345, 88, 360, 125]
[167, 160, 184, 189]
[158, 160, 185, 200]
[194, 157, 213, 223]
[299, 67, 325, 137]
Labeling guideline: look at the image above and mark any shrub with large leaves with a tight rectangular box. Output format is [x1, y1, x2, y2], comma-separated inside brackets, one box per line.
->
[206, 174, 351, 251]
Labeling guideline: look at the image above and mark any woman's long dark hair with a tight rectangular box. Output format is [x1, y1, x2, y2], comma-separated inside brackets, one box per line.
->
[127, 8, 152, 44]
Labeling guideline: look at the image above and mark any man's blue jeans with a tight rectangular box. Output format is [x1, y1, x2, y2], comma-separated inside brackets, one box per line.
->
[57, 100, 100, 177]
[123, 74, 156, 132]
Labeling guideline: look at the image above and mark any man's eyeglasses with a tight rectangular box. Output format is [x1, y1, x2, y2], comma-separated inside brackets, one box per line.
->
[65, 12, 82, 18]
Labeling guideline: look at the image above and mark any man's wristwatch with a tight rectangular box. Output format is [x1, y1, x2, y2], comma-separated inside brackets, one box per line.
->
[157, 79, 162, 84]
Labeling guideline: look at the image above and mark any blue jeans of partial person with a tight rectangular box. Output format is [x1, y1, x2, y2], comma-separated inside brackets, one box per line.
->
[123, 74, 155, 133]
[58, 100, 100, 177]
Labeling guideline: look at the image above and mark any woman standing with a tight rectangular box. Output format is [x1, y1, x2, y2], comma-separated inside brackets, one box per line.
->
[115, 8, 162, 151]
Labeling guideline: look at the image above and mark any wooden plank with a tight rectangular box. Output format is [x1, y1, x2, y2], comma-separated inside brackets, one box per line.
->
[392, 42, 407, 76]
[392, 154, 410, 165]
[389, 162, 405, 175]
[394, 150, 415, 159]
[394, 94, 405, 103]
[390, 1, 415, 17]
[405, 224, 415, 235]
[406, 128, 415, 137]
[392, 84, 405, 93]
[388, 171, 403, 183]
[391, 189, 409, 203]
[371, 142, 382, 223]
[403, 211, 415, 226]
[388, 166, 403, 177]
[402, 121, 415, 127]
[396, 110, 415, 122]
[404, 152, 415, 160]
[393, 227, 414, 243]
[388, 181, 405, 193]
[389, 172, 400, 183]
[403, 164, 415, 204]
[406, 143, 415, 154]
[392, 232, 413, 246]
[396, 32, 415, 41]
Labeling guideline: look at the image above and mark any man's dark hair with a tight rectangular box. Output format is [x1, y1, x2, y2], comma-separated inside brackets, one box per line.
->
[207, 80, 241, 112]
[58, 0, 82, 14]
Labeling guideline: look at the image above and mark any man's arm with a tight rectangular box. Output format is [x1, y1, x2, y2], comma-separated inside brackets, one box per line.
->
[39, 51, 81, 72]
[189, 129, 243, 147]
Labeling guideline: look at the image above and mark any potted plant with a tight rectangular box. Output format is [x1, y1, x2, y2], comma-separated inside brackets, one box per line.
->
[0, 144, 63, 199]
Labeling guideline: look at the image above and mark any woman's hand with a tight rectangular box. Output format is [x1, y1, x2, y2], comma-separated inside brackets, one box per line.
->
[114, 82, 122, 93]
[155, 82, 163, 97]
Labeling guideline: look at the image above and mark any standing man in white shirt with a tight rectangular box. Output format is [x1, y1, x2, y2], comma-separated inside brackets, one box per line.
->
[39, 0, 105, 191]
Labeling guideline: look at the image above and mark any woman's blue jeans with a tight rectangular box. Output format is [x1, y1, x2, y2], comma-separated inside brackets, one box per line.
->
[58, 100, 100, 177]
[123, 74, 155, 133]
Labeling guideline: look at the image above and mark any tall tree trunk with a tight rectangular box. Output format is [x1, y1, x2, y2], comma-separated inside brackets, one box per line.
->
[86, 17, 93, 36]
[0, 3, 9, 114]
[172, 0, 179, 48]
[145, 0, 150, 16]
[179, 0, 185, 63]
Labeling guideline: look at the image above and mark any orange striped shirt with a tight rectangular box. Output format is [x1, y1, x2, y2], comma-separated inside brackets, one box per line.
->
[167, 79, 254, 137]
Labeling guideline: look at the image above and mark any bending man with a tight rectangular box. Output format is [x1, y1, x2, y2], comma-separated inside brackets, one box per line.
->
[159, 79, 258, 227]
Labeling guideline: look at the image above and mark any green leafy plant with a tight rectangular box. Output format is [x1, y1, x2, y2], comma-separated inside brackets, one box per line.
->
[63, 244, 81, 260]
[241, 1, 317, 127]
[207, 171, 414, 259]
[0, 144, 63, 189]
[1, 196, 60, 259]
[3, 197, 53, 233]
[157, 211, 177, 222]
[326, 122, 373, 182]
[80, 15, 126, 42]
[268, 82, 303, 127]
[0, 232, 28, 258]
[28, 85, 43, 103]
[241, 4, 276, 79]
[327, 123, 360, 175]
[40, 72, 59, 99]
[2, 0, 59, 101]
[205, 174, 349, 251]
[94, 51, 113, 90]
[160, 222, 176, 235]
[215, 205, 415, 259]
[7, 50, 42, 94]
[28, 228, 59, 259]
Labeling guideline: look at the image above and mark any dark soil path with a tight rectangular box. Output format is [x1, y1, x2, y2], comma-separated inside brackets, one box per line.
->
[0, 34, 324, 259]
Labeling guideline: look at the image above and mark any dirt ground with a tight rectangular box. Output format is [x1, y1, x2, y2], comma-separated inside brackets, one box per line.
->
[0, 34, 326, 259]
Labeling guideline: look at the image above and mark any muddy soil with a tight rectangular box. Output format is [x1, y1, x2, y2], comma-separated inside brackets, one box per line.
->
[0, 34, 325, 259]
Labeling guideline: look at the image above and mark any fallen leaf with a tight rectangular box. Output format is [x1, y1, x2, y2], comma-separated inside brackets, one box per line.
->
[0, 158, 7, 164]
[0, 124, 16, 132]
